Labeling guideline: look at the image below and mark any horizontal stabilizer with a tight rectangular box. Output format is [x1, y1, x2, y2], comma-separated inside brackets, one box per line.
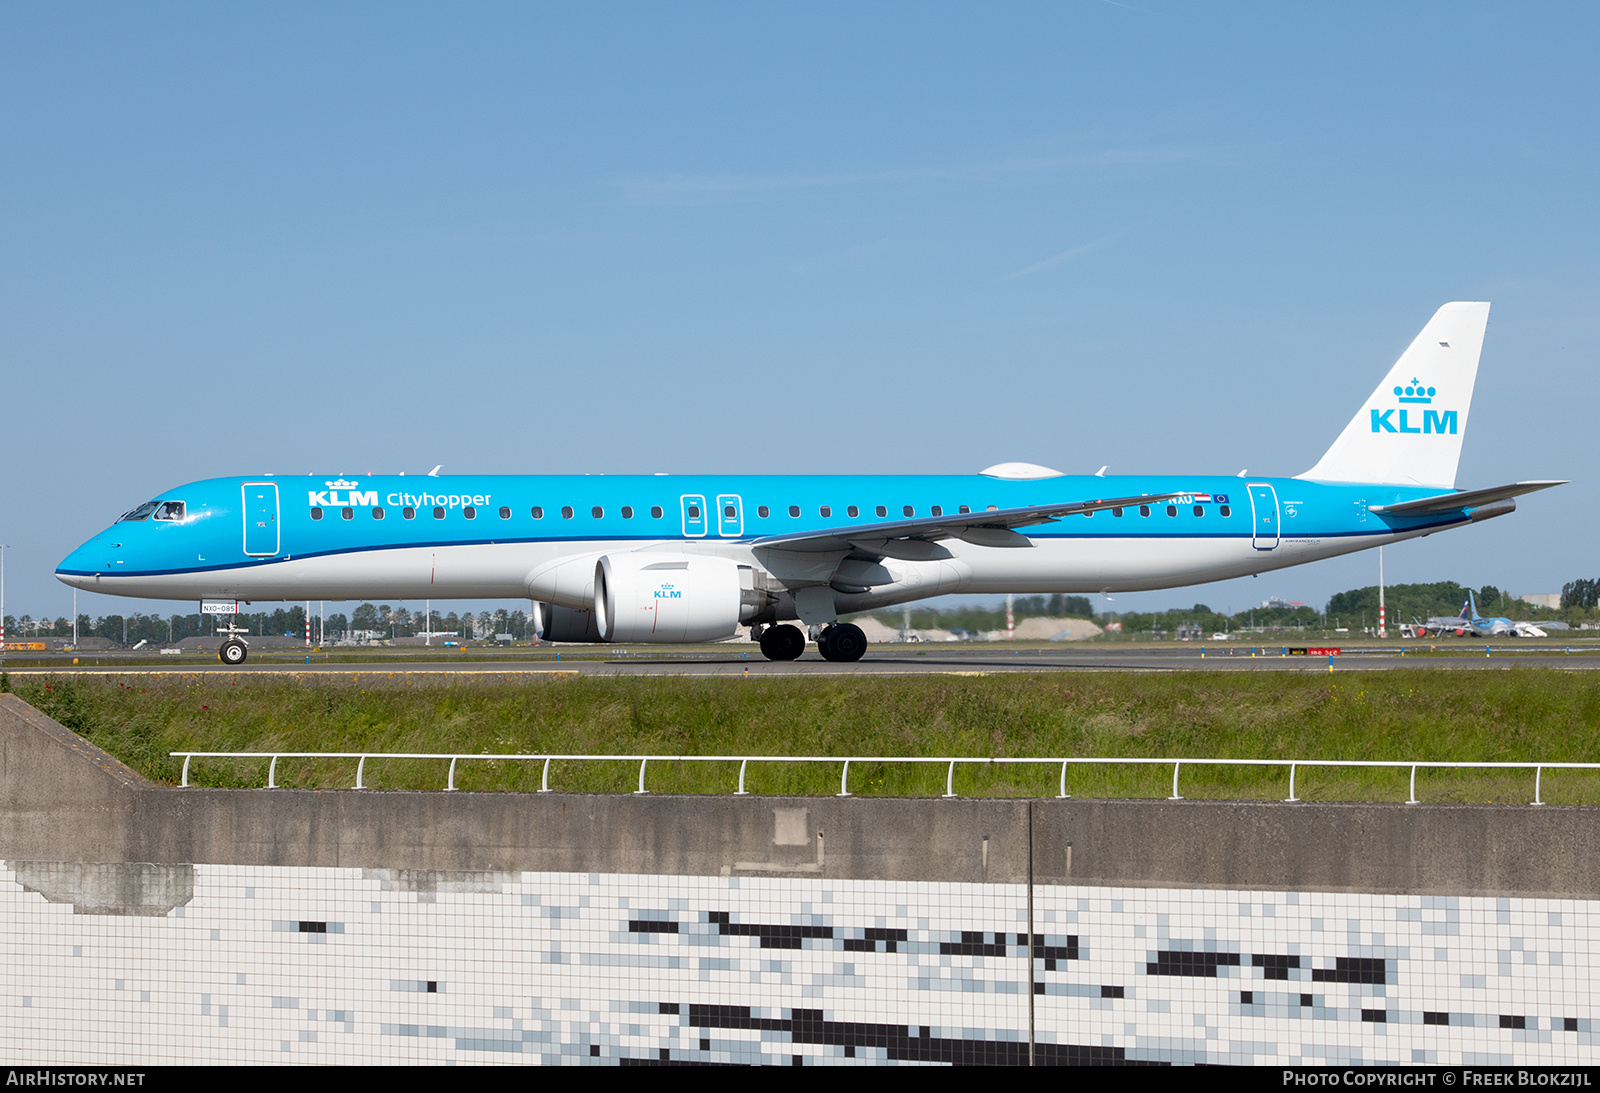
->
[1368, 480, 1567, 517]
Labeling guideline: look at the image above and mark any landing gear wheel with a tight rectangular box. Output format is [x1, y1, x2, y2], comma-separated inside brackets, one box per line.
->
[759, 624, 806, 662]
[817, 623, 867, 663]
[219, 639, 248, 665]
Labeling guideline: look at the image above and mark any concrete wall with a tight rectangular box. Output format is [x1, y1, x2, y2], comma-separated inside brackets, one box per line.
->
[4, 693, 1596, 900]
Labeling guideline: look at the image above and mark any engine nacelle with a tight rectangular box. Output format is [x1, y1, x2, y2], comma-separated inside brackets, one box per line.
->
[530, 601, 604, 643]
[594, 553, 743, 643]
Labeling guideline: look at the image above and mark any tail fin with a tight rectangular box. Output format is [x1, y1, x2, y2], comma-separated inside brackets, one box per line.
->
[1298, 302, 1489, 488]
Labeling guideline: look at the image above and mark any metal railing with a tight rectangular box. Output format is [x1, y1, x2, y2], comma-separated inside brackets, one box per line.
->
[167, 751, 1600, 805]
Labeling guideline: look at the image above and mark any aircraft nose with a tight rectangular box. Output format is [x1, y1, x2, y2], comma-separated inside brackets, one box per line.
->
[56, 537, 110, 589]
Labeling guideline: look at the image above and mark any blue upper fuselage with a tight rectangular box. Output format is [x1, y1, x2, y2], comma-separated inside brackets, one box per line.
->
[57, 472, 1466, 586]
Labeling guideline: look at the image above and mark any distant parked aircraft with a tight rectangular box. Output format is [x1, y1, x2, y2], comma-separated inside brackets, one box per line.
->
[1411, 592, 1547, 638]
[1460, 591, 1547, 638]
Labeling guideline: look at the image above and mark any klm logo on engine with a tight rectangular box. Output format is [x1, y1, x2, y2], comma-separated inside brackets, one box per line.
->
[654, 582, 683, 600]
[308, 478, 379, 507]
[1370, 378, 1456, 435]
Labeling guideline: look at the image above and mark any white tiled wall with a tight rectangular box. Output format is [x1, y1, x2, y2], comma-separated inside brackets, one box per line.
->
[3, 862, 1593, 1065]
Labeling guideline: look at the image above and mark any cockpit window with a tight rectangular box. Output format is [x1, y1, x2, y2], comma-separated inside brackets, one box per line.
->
[153, 501, 186, 521]
[118, 501, 160, 522]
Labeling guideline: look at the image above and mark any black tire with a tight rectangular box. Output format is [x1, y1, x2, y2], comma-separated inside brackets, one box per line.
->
[818, 622, 867, 663]
[219, 639, 248, 665]
[759, 624, 806, 662]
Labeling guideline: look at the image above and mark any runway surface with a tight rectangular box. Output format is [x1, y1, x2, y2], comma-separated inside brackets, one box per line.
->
[6, 641, 1600, 677]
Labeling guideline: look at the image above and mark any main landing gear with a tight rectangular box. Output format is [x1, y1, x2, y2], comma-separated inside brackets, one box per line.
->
[758, 624, 806, 661]
[817, 623, 867, 663]
[755, 621, 868, 663]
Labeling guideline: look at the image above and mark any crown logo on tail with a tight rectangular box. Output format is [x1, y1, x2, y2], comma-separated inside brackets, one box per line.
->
[1394, 379, 1435, 405]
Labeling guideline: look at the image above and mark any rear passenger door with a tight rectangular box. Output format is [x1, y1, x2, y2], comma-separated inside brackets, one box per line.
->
[1247, 484, 1279, 551]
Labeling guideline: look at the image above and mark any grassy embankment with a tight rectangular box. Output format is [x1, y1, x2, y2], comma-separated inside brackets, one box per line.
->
[6, 670, 1600, 803]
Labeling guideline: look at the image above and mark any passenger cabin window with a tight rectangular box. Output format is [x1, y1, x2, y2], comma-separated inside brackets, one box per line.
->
[118, 501, 160, 522]
[403, 507, 416, 520]
[531, 506, 544, 519]
[847, 505, 859, 518]
[591, 506, 603, 519]
[499, 506, 511, 519]
[875, 505, 887, 517]
[622, 506, 634, 519]
[651, 506, 664, 519]
[464, 506, 476, 519]
[561, 506, 575, 519]
[958, 505, 971, 514]
[788, 505, 800, 517]
[310, 507, 324, 520]
[1166, 505, 1177, 517]
[341, 507, 353, 520]
[1193, 505, 1203, 517]
[903, 505, 914, 517]
[153, 501, 185, 521]
[1112, 507, 1123, 517]
[433, 507, 446, 519]
[820, 505, 831, 518]
[1219, 505, 1231, 518]
[372, 507, 384, 519]
[931, 505, 942, 517]
[758, 505, 770, 518]
[1139, 505, 1150, 517]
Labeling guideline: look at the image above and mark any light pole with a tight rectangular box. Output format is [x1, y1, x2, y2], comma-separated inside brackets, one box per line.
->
[1378, 546, 1386, 639]
[0, 544, 8, 652]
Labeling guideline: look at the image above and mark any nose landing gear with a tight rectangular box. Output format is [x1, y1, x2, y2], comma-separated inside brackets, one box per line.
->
[203, 601, 250, 665]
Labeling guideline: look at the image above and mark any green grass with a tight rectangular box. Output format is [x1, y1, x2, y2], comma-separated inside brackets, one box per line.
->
[6, 670, 1600, 803]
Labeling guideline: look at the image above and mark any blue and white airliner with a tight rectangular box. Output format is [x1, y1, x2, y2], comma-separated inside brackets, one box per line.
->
[57, 302, 1563, 664]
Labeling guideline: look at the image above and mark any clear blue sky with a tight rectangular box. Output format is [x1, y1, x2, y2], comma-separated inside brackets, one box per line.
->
[3, 3, 1594, 622]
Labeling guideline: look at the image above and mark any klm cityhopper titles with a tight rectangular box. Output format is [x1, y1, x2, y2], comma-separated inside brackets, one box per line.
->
[58, 303, 1563, 664]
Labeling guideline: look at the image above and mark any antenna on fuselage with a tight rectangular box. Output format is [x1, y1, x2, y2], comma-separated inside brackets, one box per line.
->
[428, 465, 442, 477]
[1095, 466, 1108, 477]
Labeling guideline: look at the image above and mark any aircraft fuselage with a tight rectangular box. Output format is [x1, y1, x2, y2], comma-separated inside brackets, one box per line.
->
[57, 471, 1485, 612]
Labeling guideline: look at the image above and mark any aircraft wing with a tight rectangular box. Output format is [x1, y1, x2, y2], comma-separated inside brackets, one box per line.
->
[1368, 480, 1567, 517]
[750, 492, 1187, 558]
